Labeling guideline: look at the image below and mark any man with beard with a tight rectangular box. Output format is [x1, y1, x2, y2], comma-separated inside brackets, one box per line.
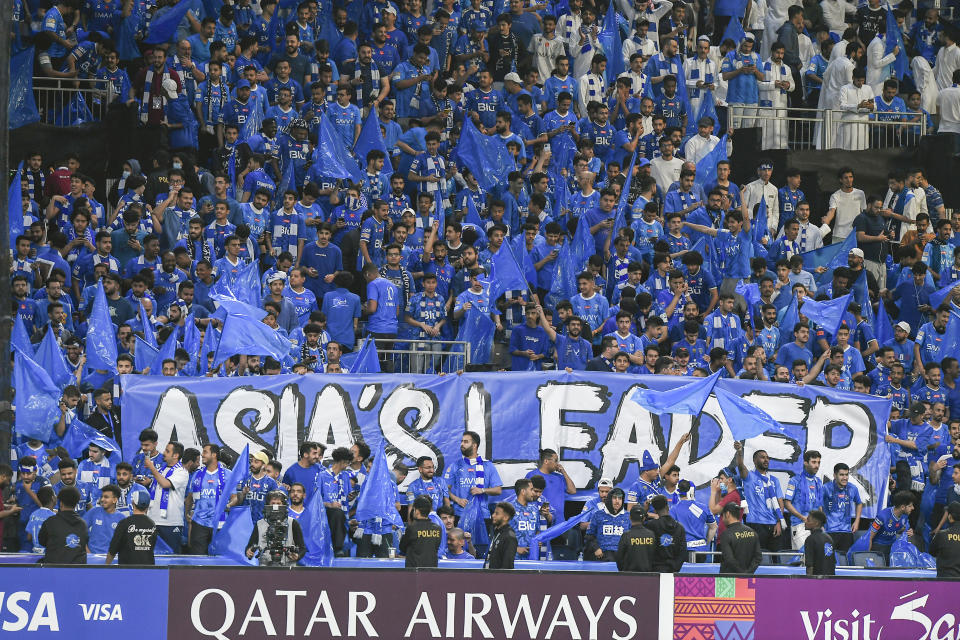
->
[585, 488, 630, 561]
[443, 431, 503, 555]
[230, 451, 280, 523]
[536, 307, 593, 371]
[406, 456, 450, 511]
[114, 462, 150, 514]
[286, 483, 306, 520]
[735, 441, 786, 554]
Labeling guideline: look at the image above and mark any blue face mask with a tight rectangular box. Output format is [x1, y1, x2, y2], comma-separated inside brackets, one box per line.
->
[172, 161, 183, 170]
[122, 170, 131, 179]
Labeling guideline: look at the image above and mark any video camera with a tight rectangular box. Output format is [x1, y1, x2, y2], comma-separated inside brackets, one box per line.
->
[260, 491, 296, 566]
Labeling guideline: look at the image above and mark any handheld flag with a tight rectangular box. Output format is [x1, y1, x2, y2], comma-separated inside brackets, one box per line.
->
[715, 387, 785, 440]
[211, 294, 268, 322]
[778, 293, 800, 348]
[143, 0, 194, 44]
[213, 443, 251, 534]
[460, 494, 490, 547]
[457, 119, 513, 193]
[885, 8, 908, 80]
[182, 314, 201, 374]
[138, 300, 158, 348]
[456, 308, 496, 365]
[85, 280, 119, 375]
[13, 347, 62, 442]
[133, 336, 160, 372]
[489, 243, 530, 301]
[12, 313, 33, 356]
[234, 260, 262, 308]
[722, 17, 746, 44]
[35, 327, 74, 387]
[599, 0, 625, 84]
[800, 233, 856, 284]
[545, 242, 579, 309]
[875, 301, 894, 345]
[752, 196, 768, 245]
[631, 369, 722, 415]
[694, 134, 728, 192]
[354, 109, 394, 176]
[209, 505, 257, 565]
[341, 335, 381, 373]
[63, 416, 121, 458]
[314, 111, 363, 181]
[214, 314, 293, 367]
[930, 281, 959, 311]
[198, 324, 220, 375]
[529, 503, 598, 560]
[149, 331, 179, 375]
[354, 440, 403, 528]
[464, 193, 484, 227]
[799, 293, 852, 337]
[9, 161, 23, 250]
[300, 491, 335, 566]
[736, 281, 762, 309]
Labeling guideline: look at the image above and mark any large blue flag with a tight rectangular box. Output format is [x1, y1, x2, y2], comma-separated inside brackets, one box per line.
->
[632, 369, 722, 415]
[235, 260, 262, 308]
[211, 294, 268, 322]
[213, 443, 250, 534]
[314, 111, 362, 181]
[35, 327, 74, 388]
[800, 293, 852, 337]
[214, 314, 293, 367]
[456, 308, 496, 365]
[529, 503, 598, 560]
[694, 134, 728, 192]
[9, 161, 23, 250]
[13, 347, 62, 442]
[801, 233, 855, 278]
[86, 281, 119, 375]
[490, 243, 530, 300]
[851, 269, 873, 322]
[545, 242, 579, 309]
[209, 505, 256, 565]
[715, 388, 785, 440]
[778, 293, 800, 348]
[571, 215, 594, 272]
[182, 314, 201, 374]
[599, 0, 625, 84]
[12, 313, 33, 356]
[875, 301, 894, 346]
[143, 0, 194, 44]
[886, 8, 908, 80]
[341, 335, 381, 373]
[722, 17, 746, 44]
[300, 491, 335, 567]
[354, 108, 394, 176]
[63, 416, 121, 458]
[354, 440, 403, 528]
[149, 331, 179, 375]
[134, 336, 159, 372]
[457, 119, 513, 193]
[138, 301, 158, 348]
[930, 281, 959, 311]
[736, 281, 762, 309]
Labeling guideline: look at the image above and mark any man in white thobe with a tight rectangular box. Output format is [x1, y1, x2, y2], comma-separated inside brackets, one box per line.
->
[837, 67, 875, 151]
[759, 42, 795, 150]
[816, 41, 863, 148]
[866, 33, 898, 95]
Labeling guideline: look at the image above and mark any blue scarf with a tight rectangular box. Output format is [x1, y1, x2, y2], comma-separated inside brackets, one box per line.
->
[151, 462, 182, 517]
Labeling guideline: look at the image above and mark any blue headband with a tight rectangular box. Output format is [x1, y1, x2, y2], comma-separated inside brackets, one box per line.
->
[18, 464, 37, 474]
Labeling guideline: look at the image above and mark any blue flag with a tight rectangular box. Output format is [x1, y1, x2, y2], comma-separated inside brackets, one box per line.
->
[209, 505, 257, 565]
[464, 193, 484, 227]
[13, 347, 62, 442]
[722, 17, 746, 44]
[341, 335, 381, 373]
[778, 293, 800, 348]
[235, 260, 262, 308]
[632, 369, 722, 415]
[9, 161, 23, 250]
[214, 444, 250, 533]
[273, 154, 295, 210]
[143, 0, 194, 44]
[300, 491, 335, 567]
[571, 215, 594, 272]
[801, 233, 856, 278]
[138, 301, 157, 348]
[800, 293, 852, 337]
[875, 301, 894, 346]
[86, 281, 119, 375]
[134, 336, 159, 372]
[149, 331, 179, 375]
[715, 387, 785, 440]
[689, 236, 706, 256]
[35, 327, 74, 388]
[736, 281, 762, 309]
[457, 119, 513, 193]
[354, 440, 403, 528]
[12, 313, 33, 356]
[545, 242, 579, 309]
[354, 109, 394, 176]
[314, 111, 362, 181]
[460, 494, 490, 547]
[930, 281, 959, 311]
[752, 196, 768, 244]
[529, 503, 597, 560]
[9, 48, 40, 129]
[199, 325, 220, 376]
[63, 416, 121, 458]
[613, 151, 637, 237]
[211, 294, 268, 322]
[456, 308, 496, 365]
[599, 0, 625, 84]
[694, 134, 728, 192]
[182, 314, 201, 374]
[695, 92, 720, 133]
[851, 269, 873, 323]
[886, 8, 908, 80]
[214, 314, 293, 367]
[490, 243, 529, 301]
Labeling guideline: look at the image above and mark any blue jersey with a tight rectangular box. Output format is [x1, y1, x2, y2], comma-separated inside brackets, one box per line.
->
[442, 457, 503, 517]
[406, 476, 448, 511]
[283, 285, 318, 327]
[822, 481, 862, 533]
[586, 507, 631, 550]
[871, 506, 909, 545]
[26, 508, 56, 553]
[366, 277, 400, 333]
[84, 506, 126, 553]
[53, 481, 95, 515]
[507, 497, 541, 553]
[281, 462, 321, 501]
[553, 333, 592, 370]
[670, 500, 716, 549]
[626, 477, 661, 507]
[742, 470, 783, 525]
[465, 88, 504, 129]
[241, 474, 280, 522]
[190, 465, 227, 528]
[318, 467, 351, 511]
[784, 470, 823, 519]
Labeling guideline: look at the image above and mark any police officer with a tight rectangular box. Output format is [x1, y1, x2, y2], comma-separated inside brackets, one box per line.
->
[803, 509, 836, 575]
[930, 502, 960, 578]
[615, 508, 655, 571]
[717, 503, 762, 574]
[399, 495, 443, 568]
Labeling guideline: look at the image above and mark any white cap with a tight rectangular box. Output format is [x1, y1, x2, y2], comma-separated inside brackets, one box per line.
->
[161, 77, 179, 100]
[598, 478, 614, 488]
[503, 72, 522, 84]
[895, 321, 911, 332]
[849, 247, 864, 258]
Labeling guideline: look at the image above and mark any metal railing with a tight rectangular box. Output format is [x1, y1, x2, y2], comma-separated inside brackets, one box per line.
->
[32, 76, 115, 126]
[729, 105, 930, 151]
[370, 339, 472, 374]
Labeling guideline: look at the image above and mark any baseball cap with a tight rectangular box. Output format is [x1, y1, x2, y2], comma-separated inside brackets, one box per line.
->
[235, 78, 251, 90]
[849, 248, 864, 258]
[637, 157, 651, 168]
[161, 78, 179, 100]
[598, 478, 614, 488]
[383, 5, 397, 14]
[252, 451, 270, 464]
[895, 321, 911, 332]
[503, 72, 522, 84]
[674, 347, 690, 356]
[132, 492, 152, 510]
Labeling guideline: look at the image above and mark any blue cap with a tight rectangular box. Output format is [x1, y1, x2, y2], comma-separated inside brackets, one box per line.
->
[638, 450, 658, 472]
[235, 79, 251, 89]
[132, 492, 151, 510]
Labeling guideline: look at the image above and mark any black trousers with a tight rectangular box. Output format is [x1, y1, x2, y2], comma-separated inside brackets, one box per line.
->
[831, 531, 854, 556]
[188, 522, 213, 555]
[326, 507, 347, 552]
[356, 532, 394, 557]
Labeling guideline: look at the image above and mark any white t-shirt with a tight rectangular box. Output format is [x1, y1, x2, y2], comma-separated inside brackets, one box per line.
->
[147, 465, 190, 526]
[828, 188, 866, 240]
[650, 156, 684, 194]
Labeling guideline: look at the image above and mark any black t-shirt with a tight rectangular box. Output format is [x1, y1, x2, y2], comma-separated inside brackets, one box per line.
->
[804, 529, 837, 575]
[930, 522, 960, 578]
[856, 6, 886, 45]
[108, 514, 158, 565]
[852, 212, 886, 262]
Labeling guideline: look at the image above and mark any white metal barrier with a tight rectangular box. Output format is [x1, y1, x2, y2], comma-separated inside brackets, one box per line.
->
[32, 77, 115, 126]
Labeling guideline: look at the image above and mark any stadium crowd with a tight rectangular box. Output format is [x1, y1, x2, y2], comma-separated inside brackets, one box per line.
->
[4, 0, 960, 570]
